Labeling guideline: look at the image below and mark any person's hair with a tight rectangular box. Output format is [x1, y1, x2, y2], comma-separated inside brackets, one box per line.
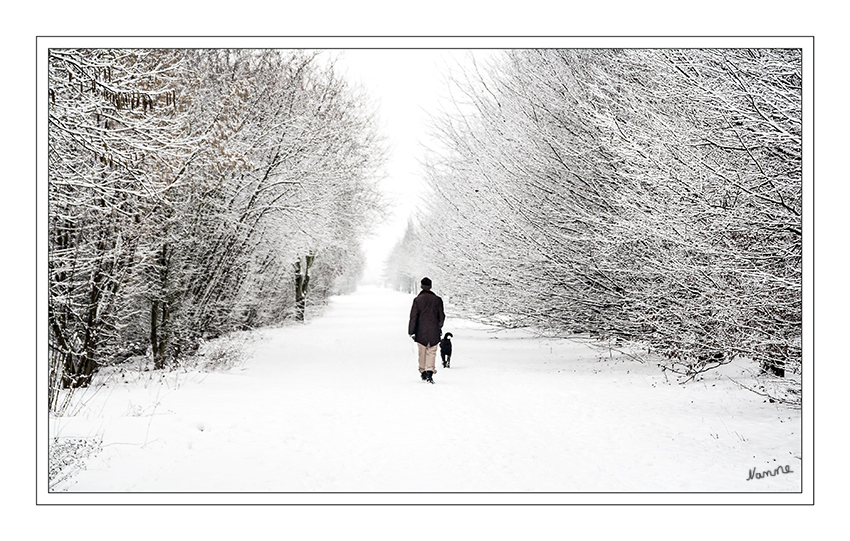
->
[421, 277, 432, 289]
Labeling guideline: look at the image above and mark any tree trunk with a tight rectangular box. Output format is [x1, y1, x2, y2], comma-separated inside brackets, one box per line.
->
[150, 300, 159, 365]
[151, 242, 171, 369]
[151, 300, 170, 369]
[294, 253, 316, 322]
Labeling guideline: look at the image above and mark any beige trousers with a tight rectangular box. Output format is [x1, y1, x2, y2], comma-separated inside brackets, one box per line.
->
[417, 343, 439, 374]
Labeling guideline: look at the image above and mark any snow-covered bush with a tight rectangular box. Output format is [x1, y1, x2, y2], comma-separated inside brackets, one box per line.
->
[390, 49, 801, 389]
[48, 49, 387, 403]
[48, 437, 102, 491]
[180, 331, 258, 372]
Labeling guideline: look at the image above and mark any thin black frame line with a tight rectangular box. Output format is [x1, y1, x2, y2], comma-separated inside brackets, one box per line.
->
[38, 502, 814, 507]
[36, 37, 812, 503]
[36, 35, 815, 38]
[54, 489, 804, 495]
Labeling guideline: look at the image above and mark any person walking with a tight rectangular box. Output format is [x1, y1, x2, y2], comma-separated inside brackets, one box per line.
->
[408, 277, 445, 384]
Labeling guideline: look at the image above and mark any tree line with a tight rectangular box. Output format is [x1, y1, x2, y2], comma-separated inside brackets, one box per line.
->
[48, 49, 385, 409]
[387, 49, 801, 387]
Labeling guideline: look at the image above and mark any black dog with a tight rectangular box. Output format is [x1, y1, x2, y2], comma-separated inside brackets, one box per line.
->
[440, 332, 453, 368]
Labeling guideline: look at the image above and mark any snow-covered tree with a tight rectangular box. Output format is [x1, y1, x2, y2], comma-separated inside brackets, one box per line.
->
[141, 49, 385, 360]
[48, 49, 387, 404]
[384, 219, 429, 294]
[48, 49, 188, 400]
[401, 49, 801, 385]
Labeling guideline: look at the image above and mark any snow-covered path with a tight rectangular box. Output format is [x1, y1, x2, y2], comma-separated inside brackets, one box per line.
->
[55, 286, 801, 494]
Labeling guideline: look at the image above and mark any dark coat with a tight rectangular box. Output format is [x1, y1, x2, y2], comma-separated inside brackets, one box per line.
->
[408, 290, 445, 347]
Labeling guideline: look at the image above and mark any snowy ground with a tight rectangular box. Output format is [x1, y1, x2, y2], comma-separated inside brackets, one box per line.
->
[48, 286, 802, 498]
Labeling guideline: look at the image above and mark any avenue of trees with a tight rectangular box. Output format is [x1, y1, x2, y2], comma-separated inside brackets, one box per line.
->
[48, 49, 385, 409]
[388, 49, 802, 386]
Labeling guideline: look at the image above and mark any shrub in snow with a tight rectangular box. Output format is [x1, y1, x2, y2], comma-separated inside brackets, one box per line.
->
[181, 331, 257, 372]
[391, 48, 801, 397]
[48, 49, 386, 401]
[48, 437, 102, 491]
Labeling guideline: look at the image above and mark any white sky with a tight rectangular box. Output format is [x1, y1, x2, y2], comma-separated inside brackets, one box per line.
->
[332, 49, 474, 284]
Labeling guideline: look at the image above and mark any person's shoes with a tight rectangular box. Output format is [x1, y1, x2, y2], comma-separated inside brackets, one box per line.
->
[421, 371, 427, 380]
[424, 370, 434, 384]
